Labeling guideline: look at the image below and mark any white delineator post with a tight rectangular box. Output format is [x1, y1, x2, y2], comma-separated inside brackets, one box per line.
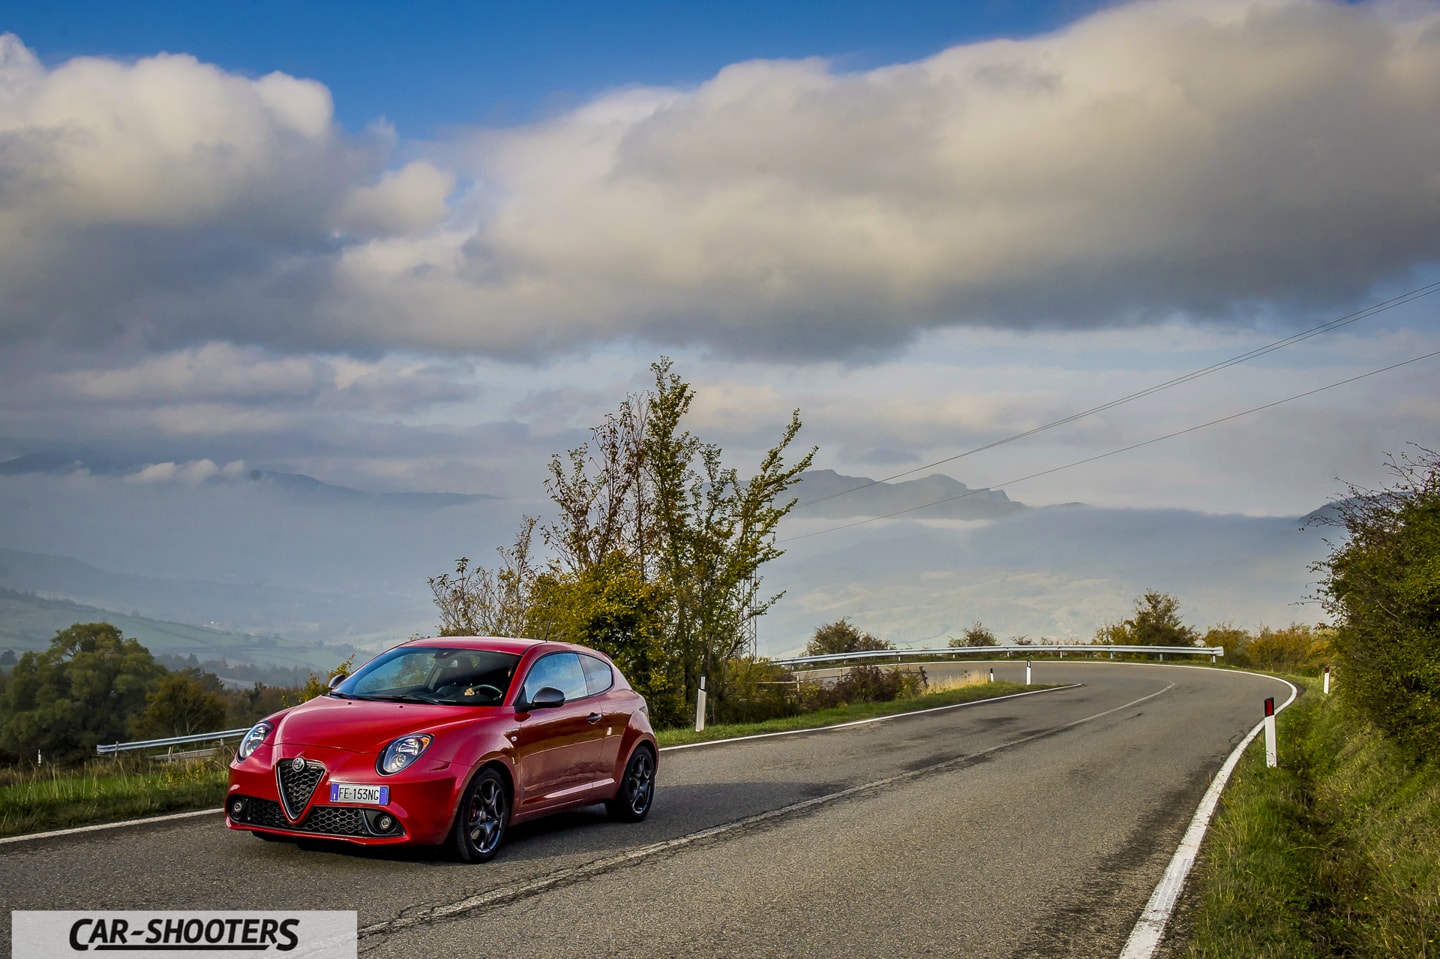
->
[694, 676, 707, 733]
[988, 667, 994, 683]
[1324, 666, 1331, 695]
[1264, 697, 1277, 768]
[1025, 660, 1033, 685]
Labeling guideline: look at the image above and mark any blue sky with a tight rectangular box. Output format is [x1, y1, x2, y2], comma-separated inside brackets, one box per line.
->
[6, 1, 1092, 134]
[0, 0, 1438, 529]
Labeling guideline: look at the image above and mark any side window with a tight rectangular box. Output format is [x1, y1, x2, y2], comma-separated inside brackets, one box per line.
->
[521, 653, 588, 703]
[580, 655, 614, 696]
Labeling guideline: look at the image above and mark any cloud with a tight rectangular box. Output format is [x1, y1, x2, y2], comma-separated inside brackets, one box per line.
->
[125, 458, 248, 486]
[421, 0, 1440, 358]
[3, 0, 1440, 364]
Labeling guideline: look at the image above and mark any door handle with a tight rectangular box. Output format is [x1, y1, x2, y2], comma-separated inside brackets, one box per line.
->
[587, 712, 602, 724]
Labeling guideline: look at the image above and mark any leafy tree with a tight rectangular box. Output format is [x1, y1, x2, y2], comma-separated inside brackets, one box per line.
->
[133, 669, 227, 739]
[292, 654, 357, 706]
[0, 623, 165, 763]
[1122, 591, 1198, 647]
[1201, 623, 1252, 661]
[1092, 621, 1131, 645]
[1241, 624, 1332, 675]
[526, 551, 681, 725]
[1315, 447, 1440, 760]
[805, 619, 892, 657]
[950, 622, 998, 647]
[434, 357, 815, 721]
[225, 682, 292, 728]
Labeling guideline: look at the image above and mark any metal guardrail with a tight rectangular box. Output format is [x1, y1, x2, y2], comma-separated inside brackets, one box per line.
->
[96, 727, 252, 756]
[92, 645, 1222, 753]
[770, 644, 1224, 669]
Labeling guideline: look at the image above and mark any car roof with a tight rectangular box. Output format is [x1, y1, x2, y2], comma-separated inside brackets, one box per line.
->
[401, 636, 546, 656]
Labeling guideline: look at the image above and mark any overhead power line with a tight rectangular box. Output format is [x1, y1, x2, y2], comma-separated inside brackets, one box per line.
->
[782, 346, 1440, 543]
[794, 279, 1440, 512]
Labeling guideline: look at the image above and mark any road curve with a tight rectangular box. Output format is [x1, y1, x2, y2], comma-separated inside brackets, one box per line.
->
[0, 662, 1291, 958]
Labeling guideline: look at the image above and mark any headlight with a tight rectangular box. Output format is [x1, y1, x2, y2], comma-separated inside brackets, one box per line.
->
[378, 734, 434, 776]
[236, 721, 273, 761]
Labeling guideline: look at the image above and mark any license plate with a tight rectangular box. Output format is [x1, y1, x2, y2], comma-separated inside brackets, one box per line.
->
[329, 783, 389, 805]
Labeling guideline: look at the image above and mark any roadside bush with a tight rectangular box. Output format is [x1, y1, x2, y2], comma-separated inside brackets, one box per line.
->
[798, 665, 921, 709]
[1315, 447, 1440, 762]
[712, 658, 801, 724]
[1240, 625, 1332, 675]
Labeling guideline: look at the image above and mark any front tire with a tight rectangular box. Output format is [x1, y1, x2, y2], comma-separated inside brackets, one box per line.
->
[606, 745, 656, 822]
[451, 767, 509, 862]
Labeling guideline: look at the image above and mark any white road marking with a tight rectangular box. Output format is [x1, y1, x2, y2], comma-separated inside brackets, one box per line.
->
[1118, 673, 1300, 959]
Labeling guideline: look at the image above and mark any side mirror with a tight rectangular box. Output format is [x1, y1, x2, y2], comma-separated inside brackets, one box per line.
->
[327, 673, 348, 691]
[524, 686, 566, 710]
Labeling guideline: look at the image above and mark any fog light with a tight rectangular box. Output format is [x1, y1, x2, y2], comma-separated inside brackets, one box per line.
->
[377, 814, 394, 832]
[229, 798, 247, 820]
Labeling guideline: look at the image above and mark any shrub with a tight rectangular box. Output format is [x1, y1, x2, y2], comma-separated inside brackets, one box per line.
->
[1315, 447, 1440, 762]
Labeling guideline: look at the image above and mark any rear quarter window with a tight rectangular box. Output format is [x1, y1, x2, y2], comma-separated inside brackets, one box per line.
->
[580, 654, 614, 696]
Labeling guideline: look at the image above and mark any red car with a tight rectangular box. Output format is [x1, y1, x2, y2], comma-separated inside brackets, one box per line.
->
[225, 637, 657, 862]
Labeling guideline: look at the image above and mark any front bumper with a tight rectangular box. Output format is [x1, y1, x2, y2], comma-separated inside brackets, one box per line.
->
[226, 744, 460, 846]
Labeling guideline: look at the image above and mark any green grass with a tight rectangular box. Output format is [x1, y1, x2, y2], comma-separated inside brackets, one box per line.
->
[1176, 679, 1440, 959]
[0, 754, 230, 839]
[0, 679, 1045, 838]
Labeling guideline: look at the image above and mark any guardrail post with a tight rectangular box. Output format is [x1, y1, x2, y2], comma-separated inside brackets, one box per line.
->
[695, 676, 707, 733]
[1264, 697, 1277, 767]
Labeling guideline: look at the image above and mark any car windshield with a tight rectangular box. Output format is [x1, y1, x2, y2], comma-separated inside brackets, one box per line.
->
[333, 647, 521, 705]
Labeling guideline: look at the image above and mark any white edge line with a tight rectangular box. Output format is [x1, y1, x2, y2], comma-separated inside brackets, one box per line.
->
[0, 807, 219, 845]
[1117, 673, 1301, 959]
[0, 685, 1082, 846]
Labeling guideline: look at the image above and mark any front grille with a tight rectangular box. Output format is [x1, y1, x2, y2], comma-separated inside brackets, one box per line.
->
[276, 759, 325, 820]
[232, 796, 378, 838]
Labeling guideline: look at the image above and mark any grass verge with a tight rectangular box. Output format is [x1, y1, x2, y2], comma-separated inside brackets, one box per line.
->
[1175, 678, 1440, 958]
[0, 679, 1046, 839]
[0, 754, 230, 839]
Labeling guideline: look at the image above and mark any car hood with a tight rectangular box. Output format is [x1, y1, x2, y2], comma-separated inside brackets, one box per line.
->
[275, 695, 498, 753]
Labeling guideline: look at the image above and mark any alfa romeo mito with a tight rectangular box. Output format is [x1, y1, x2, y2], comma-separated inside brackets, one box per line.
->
[225, 637, 657, 861]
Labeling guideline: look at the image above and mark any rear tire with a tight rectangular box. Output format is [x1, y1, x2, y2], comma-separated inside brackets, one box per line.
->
[450, 767, 509, 863]
[606, 745, 656, 822]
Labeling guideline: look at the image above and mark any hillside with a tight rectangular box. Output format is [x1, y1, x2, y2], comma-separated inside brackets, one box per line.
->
[0, 587, 358, 673]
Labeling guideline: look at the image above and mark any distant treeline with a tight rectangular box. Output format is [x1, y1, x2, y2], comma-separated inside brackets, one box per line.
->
[0, 623, 349, 766]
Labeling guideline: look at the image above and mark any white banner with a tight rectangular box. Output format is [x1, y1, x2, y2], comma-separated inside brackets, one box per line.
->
[11, 911, 356, 959]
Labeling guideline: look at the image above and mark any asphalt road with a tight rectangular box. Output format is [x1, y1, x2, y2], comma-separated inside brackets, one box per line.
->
[1, 662, 1292, 958]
